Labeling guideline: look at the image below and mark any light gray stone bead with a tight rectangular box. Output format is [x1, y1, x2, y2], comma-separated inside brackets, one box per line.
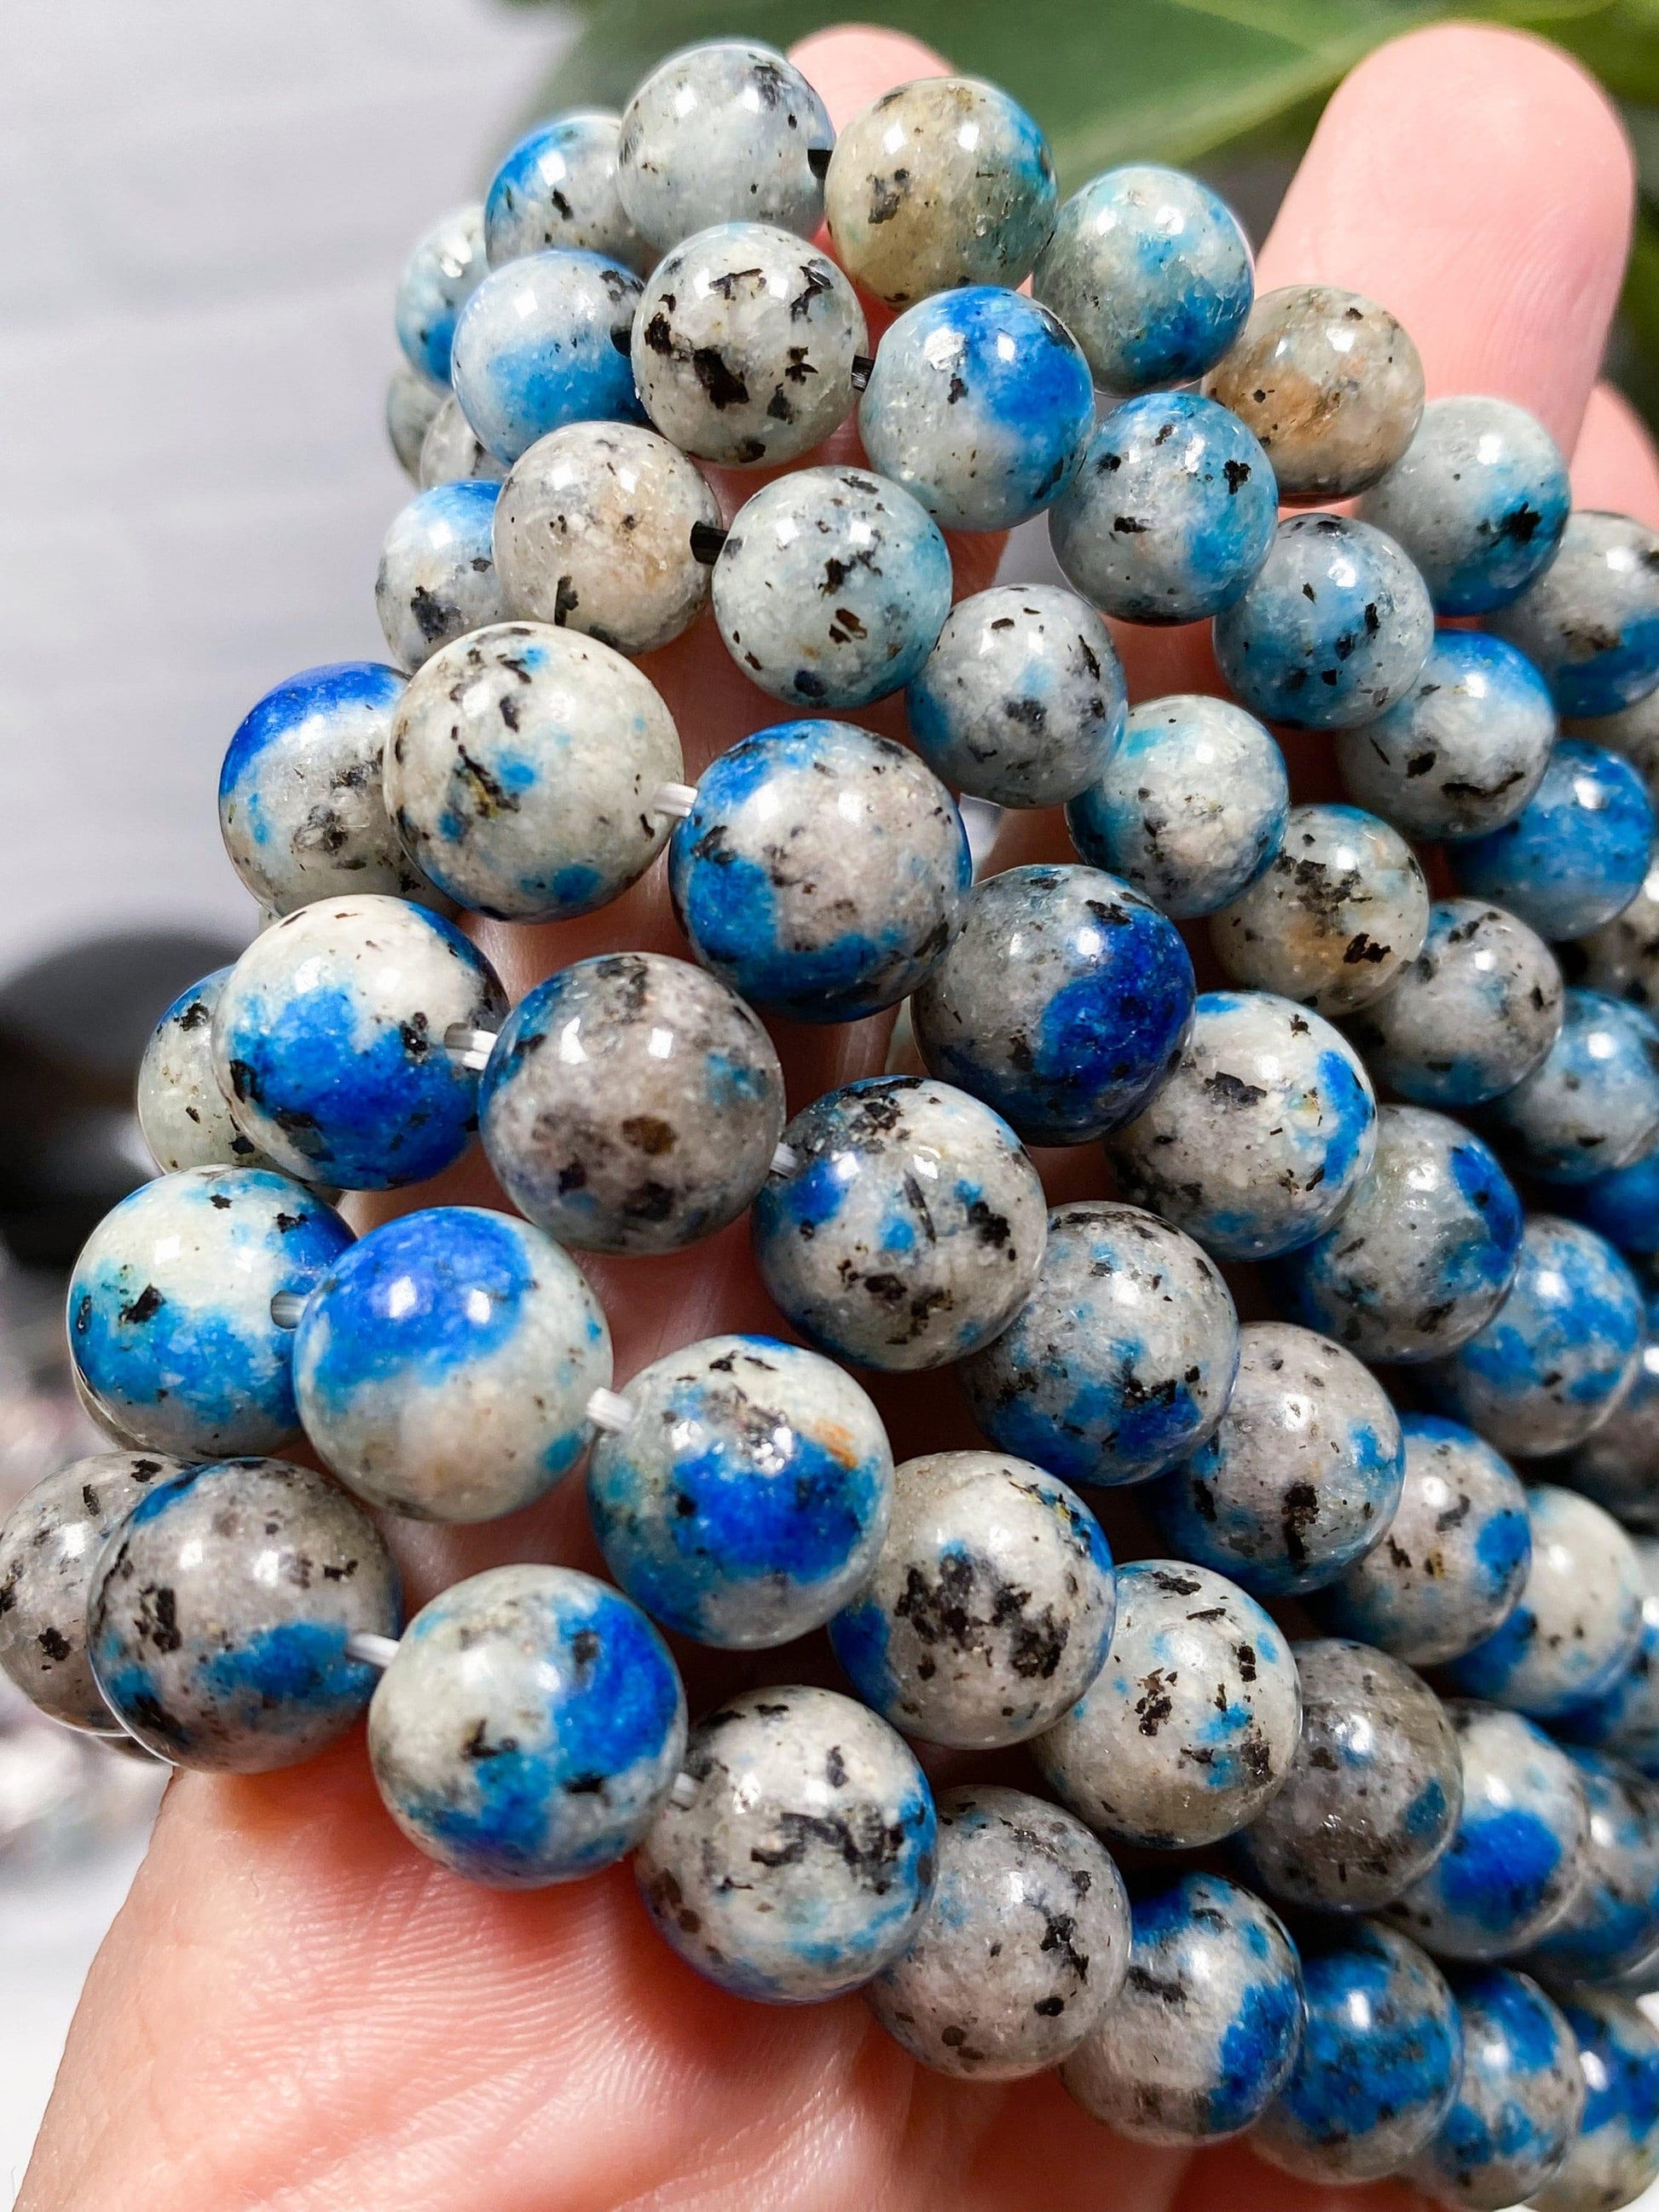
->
[137, 967, 281, 1175]
[1410, 1966, 1584, 2211]
[448, 249, 645, 468]
[374, 481, 504, 673]
[386, 359, 444, 482]
[483, 110, 651, 274]
[1488, 510, 1659, 719]
[394, 201, 488, 387]
[418, 393, 506, 489]
[1480, 989, 1659, 1186]
[1572, 856, 1659, 1014]
[867, 1784, 1129, 2078]
[1568, 690, 1659, 811]
[1566, 1346, 1659, 1533]
[1531, 1991, 1659, 2212]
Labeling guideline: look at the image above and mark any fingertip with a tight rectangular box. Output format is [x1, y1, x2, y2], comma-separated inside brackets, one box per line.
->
[789, 24, 952, 129]
[1572, 378, 1659, 524]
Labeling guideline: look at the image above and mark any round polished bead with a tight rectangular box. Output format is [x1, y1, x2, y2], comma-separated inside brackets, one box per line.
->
[480, 952, 783, 1256]
[293, 1207, 610, 1523]
[1564, 1333, 1659, 1528]
[828, 1447, 1114, 1748]
[1066, 694, 1287, 920]
[1336, 630, 1557, 840]
[1384, 1701, 1591, 1960]
[89, 1457, 400, 1770]
[1147, 1320, 1403, 1598]
[394, 202, 487, 385]
[418, 394, 506, 489]
[1203, 283, 1425, 503]
[905, 584, 1125, 809]
[1531, 1991, 1659, 2212]
[1569, 690, 1659, 807]
[959, 1199, 1239, 1489]
[368, 1564, 683, 1886]
[374, 481, 504, 673]
[752, 1076, 1046, 1371]
[1032, 164, 1252, 394]
[1358, 395, 1572, 616]
[1107, 990, 1378, 1262]
[669, 719, 968, 1024]
[861, 289, 1092, 533]
[1032, 1559, 1298, 1849]
[1523, 1748, 1659, 1987]
[866, 1784, 1129, 2078]
[824, 77, 1055, 306]
[1412, 1967, 1584, 2211]
[449, 249, 645, 466]
[1314, 1415, 1530, 1668]
[137, 967, 281, 1175]
[386, 621, 680, 923]
[1214, 513, 1435, 730]
[68, 1166, 351, 1457]
[483, 110, 650, 273]
[1345, 897, 1564, 1109]
[1557, 1541, 1659, 1776]
[1450, 739, 1655, 942]
[386, 359, 444, 482]
[633, 223, 864, 468]
[211, 896, 506, 1191]
[617, 43, 832, 253]
[587, 1333, 892, 1648]
[1049, 391, 1277, 624]
[0, 1452, 188, 1730]
[1490, 511, 1659, 719]
[911, 863, 1195, 1145]
[1252, 1922, 1460, 2183]
[635, 1684, 935, 2001]
[1571, 855, 1659, 1014]
[1482, 990, 1659, 1185]
[711, 466, 952, 709]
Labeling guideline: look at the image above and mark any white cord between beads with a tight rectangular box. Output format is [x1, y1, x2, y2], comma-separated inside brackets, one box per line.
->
[669, 1771, 699, 1809]
[650, 782, 698, 822]
[442, 1020, 500, 1071]
[585, 1387, 636, 1433]
[269, 1291, 305, 1329]
[346, 1632, 400, 1670]
[769, 1144, 800, 1177]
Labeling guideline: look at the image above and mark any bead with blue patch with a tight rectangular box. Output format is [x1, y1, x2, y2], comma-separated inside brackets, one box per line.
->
[1557, 1541, 1659, 1775]
[136, 967, 282, 1176]
[1531, 1991, 1659, 2212]
[394, 203, 487, 386]
[1564, 1322, 1659, 1531]
[1480, 989, 1659, 1184]
[1449, 739, 1655, 942]
[1522, 1747, 1659, 1987]
[587, 1333, 893, 1648]
[448, 249, 645, 467]
[1571, 858, 1659, 1015]
[1410, 1967, 1584, 2211]
[1490, 511, 1659, 719]
[483, 111, 650, 273]
[374, 481, 504, 673]
[387, 358, 444, 482]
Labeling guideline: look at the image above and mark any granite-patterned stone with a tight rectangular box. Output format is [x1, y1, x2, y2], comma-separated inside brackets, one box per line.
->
[1411, 1967, 1583, 2210]
[394, 201, 487, 386]
[374, 480, 504, 673]
[483, 110, 651, 274]
[449, 248, 645, 466]
[1450, 740, 1655, 942]
[137, 967, 283, 1175]
[1489, 511, 1659, 719]
[1481, 989, 1659, 1185]
[1531, 1991, 1659, 2212]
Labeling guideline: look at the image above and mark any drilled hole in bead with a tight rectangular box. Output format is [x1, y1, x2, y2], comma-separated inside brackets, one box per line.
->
[443, 1021, 500, 1071]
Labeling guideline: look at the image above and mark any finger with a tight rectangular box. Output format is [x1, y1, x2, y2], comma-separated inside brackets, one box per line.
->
[1571, 378, 1659, 523]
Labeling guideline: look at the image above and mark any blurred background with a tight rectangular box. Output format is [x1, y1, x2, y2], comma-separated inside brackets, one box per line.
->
[1, 0, 1656, 2196]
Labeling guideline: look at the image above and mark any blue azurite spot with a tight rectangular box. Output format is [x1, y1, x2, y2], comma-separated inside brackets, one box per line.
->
[1450, 739, 1656, 942]
[374, 480, 504, 673]
[1411, 1966, 1585, 2211]
[448, 247, 645, 465]
[1546, 1992, 1659, 2209]
[394, 202, 488, 385]
[1523, 1745, 1659, 1983]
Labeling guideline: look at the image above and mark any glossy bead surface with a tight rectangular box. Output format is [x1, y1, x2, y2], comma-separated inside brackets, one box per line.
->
[1482, 990, 1659, 1185]
[1066, 694, 1287, 921]
[1107, 990, 1378, 1262]
[587, 1334, 893, 1647]
[1032, 1559, 1298, 1848]
[386, 621, 680, 923]
[1049, 391, 1276, 624]
[633, 223, 864, 468]
[1564, 1337, 1659, 1529]
[827, 1447, 1114, 1748]
[89, 1457, 399, 1770]
[1531, 1992, 1659, 2212]
[1523, 1748, 1659, 1986]
[1412, 1967, 1583, 2211]
[1336, 630, 1557, 840]
[137, 967, 280, 1175]
[635, 1684, 936, 2002]
[866, 1784, 1129, 2078]
[68, 1167, 351, 1458]
[1556, 1540, 1659, 1776]
[711, 466, 952, 709]
[386, 359, 443, 481]
[211, 896, 506, 1191]
[1571, 854, 1659, 1014]
[1490, 511, 1659, 719]
[1203, 283, 1424, 502]
[483, 111, 650, 272]
[1147, 1320, 1403, 1598]
[368, 1564, 684, 1886]
[418, 394, 506, 489]
[480, 952, 783, 1256]
[1314, 1415, 1530, 1667]
[293, 1207, 610, 1523]
[905, 584, 1125, 810]
[1449, 740, 1655, 942]
[668, 719, 968, 1024]
[1031, 164, 1252, 394]
[1569, 690, 1659, 808]
[1274, 1104, 1523, 1363]
[959, 1199, 1239, 1490]
[1213, 513, 1435, 730]
[394, 202, 487, 385]
[449, 249, 645, 467]
[374, 481, 504, 673]
[861, 288, 1092, 532]
[824, 77, 1056, 306]
[753, 1077, 1046, 1371]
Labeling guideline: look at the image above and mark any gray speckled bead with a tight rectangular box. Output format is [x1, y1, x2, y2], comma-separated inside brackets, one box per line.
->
[1234, 1638, 1461, 1914]
[394, 202, 487, 386]
[87, 1456, 401, 1771]
[480, 951, 783, 1256]
[1538, 1540, 1659, 1775]
[712, 466, 952, 710]
[824, 77, 1057, 308]
[1107, 990, 1378, 1262]
[374, 481, 505, 673]
[828, 1447, 1114, 1748]
[1147, 1320, 1404, 1600]
[1063, 1874, 1304, 2146]
[449, 249, 645, 468]
[483, 111, 650, 274]
[1202, 283, 1425, 503]
[1481, 989, 1659, 1185]
[959, 1200, 1240, 1490]
[617, 43, 833, 254]
[418, 394, 506, 490]
[1448, 739, 1655, 944]
[1066, 694, 1288, 921]
[1211, 801, 1430, 1018]
[137, 967, 281, 1176]
[1411, 1967, 1585, 2211]
[386, 360, 444, 482]
[752, 1076, 1047, 1371]
[1032, 1559, 1299, 1849]
[1345, 898, 1564, 1110]
[633, 223, 864, 468]
[1532, 1990, 1659, 2212]
[1314, 1415, 1531, 1668]
[866, 1784, 1129, 2078]
[1572, 855, 1659, 1014]
[1565, 1341, 1659, 1533]
[1336, 630, 1558, 841]
[494, 422, 717, 656]
[386, 621, 681, 922]
[1490, 511, 1659, 719]
[635, 1684, 937, 2003]
[905, 584, 1125, 809]
[1274, 1104, 1523, 1363]
[1569, 690, 1659, 811]
[0, 1451, 188, 1731]
[1523, 1747, 1659, 1987]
